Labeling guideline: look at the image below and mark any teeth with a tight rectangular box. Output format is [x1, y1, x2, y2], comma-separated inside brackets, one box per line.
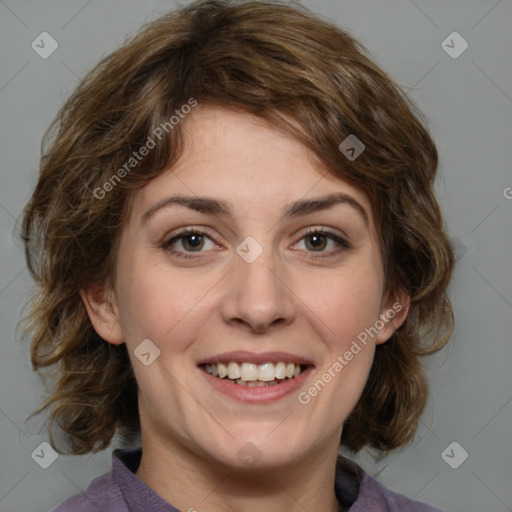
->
[240, 362, 258, 381]
[257, 362, 276, 381]
[234, 378, 279, 387]
[227, 361, 241, 379]
[203, 361, 307, 383]
[217, 362, 228, 378]
[275, 361, 287, 379]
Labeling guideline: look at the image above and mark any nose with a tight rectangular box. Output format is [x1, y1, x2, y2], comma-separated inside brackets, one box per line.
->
[221, 244, 298, 333]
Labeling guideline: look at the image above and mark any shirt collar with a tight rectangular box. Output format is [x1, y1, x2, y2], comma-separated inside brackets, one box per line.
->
[112, 448, 180, 511]
[112, 448, 362, 511]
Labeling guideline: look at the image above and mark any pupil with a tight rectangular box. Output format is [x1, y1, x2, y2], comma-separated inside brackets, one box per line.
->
[308, 234, 326, 251]
[185, 234, 203, 250]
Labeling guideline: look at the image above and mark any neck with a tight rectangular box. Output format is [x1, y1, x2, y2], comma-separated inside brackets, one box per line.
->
[135, 432, 342, 512]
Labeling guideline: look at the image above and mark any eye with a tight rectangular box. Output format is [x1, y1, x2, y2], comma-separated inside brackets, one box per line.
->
[162, 228, 219, 259]
[294, 227, 350, 257]
[162, 226, 351, 260]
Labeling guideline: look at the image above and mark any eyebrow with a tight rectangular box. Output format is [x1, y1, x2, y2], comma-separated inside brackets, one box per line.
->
[141, 192, 369, 226]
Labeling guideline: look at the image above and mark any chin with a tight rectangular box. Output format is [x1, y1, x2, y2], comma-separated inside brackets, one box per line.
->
[206, 433, 309, 471]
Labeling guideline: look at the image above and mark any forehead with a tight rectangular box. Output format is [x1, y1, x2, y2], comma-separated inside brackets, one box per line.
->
[131, 105, 378, 235]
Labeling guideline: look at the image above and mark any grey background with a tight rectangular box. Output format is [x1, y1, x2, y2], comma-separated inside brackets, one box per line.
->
[1, 0, 511, 511]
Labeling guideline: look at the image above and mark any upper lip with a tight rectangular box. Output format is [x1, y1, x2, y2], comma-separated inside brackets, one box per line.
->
[197, 351, 315, 366]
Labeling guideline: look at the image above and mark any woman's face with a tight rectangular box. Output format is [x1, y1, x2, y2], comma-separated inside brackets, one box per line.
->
[86, 105, 405, 470]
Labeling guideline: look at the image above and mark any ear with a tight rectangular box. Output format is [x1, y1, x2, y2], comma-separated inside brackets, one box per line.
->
[80, 282, 124, 345]
[375, 288, 410, 345]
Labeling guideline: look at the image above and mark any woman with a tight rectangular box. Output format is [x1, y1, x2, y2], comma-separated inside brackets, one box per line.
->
[22, 1, 454, 510]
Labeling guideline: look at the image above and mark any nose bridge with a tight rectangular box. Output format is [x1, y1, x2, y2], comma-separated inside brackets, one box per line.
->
[221, 234, 297, 332]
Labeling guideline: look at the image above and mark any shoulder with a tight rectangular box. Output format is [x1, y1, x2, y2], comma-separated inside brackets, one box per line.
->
[354, 470, 443, 512]
[52, 471, 127, 512]
[335, 456, 443, 512]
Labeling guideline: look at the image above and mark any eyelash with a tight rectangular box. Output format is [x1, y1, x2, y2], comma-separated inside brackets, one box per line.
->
[162, 226, 351, 260]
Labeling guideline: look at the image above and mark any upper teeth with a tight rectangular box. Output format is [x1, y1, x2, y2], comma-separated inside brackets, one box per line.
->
[203, 361, 303, 381]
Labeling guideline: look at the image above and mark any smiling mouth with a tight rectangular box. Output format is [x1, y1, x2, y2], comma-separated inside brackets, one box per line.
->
[200, 361, 310, 387]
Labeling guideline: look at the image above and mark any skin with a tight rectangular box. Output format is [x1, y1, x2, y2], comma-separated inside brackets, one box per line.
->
[82, 105, 409, 512]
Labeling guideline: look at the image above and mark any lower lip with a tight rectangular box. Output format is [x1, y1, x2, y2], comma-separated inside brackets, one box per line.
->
[200, 366, 314, 403]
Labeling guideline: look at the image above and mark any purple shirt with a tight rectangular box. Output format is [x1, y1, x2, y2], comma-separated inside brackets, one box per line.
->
[53, 448, 443, 511]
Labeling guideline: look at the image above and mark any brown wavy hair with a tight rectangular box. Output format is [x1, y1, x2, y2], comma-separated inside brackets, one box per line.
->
[21, 0, 454, 455]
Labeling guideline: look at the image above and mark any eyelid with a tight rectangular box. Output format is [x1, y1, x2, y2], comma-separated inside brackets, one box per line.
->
[162, 226, 218, 249]
[301, 226, 350, 244]
[295, 226, 351, 255]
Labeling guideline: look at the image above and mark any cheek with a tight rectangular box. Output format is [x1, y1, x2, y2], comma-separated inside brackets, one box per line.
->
[114, 252, 215, 349]
[304, 263, 383, 346]
[297, 270, 381, 418]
